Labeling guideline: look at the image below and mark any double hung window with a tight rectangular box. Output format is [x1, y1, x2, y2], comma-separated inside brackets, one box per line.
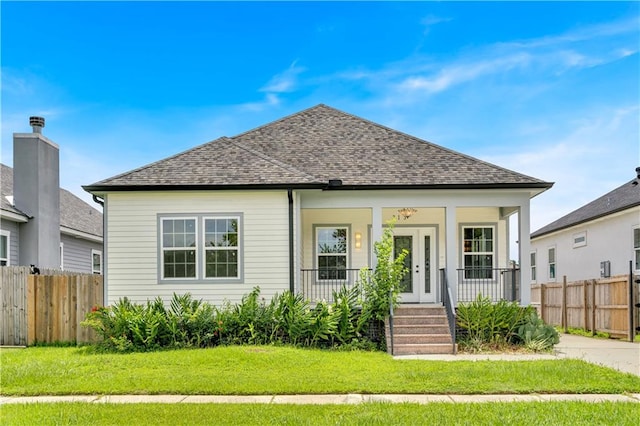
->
[160, 215, 241, 281]
[530, 251, 536, 282]
[316, 227, 348, 280]
[462, 226, 494, 279]
[548, 247, 556, 280]
[634, 227, 640, 272]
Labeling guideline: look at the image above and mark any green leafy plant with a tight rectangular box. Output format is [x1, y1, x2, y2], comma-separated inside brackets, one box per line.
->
[456, 295, 536, 352]
[517, 312, 559, 351]
[357, 218, 408, 335]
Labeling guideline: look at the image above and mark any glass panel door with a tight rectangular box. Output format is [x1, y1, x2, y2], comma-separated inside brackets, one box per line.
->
[394, 235, 413, 293]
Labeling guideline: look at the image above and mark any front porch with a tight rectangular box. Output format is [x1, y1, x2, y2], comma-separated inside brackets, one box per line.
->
[294, 189, 533, 307]
[299, 267, 521, 306]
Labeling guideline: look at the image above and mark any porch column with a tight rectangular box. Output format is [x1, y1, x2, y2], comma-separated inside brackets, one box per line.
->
[518, 202, 531, 305]
[371, 206, 383, 265]
[445, 204, 458, 305]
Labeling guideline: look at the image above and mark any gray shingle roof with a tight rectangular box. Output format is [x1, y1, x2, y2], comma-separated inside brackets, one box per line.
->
[85, 104, 552, 191]
[531, 178, 640, 238]
[1, 164, 103, 238]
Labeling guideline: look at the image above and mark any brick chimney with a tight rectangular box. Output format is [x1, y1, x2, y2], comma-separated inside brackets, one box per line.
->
[13, 117, 61, 269]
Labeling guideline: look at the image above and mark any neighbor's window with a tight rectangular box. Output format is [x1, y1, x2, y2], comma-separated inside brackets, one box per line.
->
[0, 231, 9, 266]
[548, 247, 556, 280]
[204, 217, 239, 278]
[462, 226, 494, 279]
[530, 251, 536, 282]
[316, 227, 348, 280]
[573, 231, 587, 248]
[92, 250, 102, 275]
[60, 242, 64, 270]
[634, 227, 640, 271]
[161, 218, 197, 279]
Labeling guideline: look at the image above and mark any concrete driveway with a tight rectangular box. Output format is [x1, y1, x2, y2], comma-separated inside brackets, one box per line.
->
[555, 333, 640, 376]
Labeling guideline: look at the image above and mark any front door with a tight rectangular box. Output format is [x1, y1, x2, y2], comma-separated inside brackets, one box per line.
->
[393, 228, 436, 303]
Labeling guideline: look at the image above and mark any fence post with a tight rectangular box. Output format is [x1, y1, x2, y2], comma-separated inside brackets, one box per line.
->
[629, 261, 634, 342]
[562, 276, 568, 333]
[591, 279, 597, 336]
[540, 283, 546, 323]
[583, 280, 588, 332]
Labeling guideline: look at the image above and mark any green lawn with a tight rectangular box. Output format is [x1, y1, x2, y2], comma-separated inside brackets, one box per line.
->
[2, 345, 639, 396]
[2, 402, 640, 425]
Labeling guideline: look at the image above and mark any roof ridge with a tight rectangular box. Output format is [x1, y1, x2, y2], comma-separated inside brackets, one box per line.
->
[228, 139, 322, 183]
[229, 104, 329, 140]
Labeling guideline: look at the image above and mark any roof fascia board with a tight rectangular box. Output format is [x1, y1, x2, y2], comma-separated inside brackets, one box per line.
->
[60, 226, 103, 243]
[0, 209, 29, 222]
[84, 182, 552, 194]
[531, 203, 640, 240]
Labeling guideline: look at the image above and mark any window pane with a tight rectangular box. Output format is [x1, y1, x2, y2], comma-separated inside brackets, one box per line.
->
[530, 252, 536, 266]
[205, 218, 238, 248]
[205, 248, 238, 278]
[164, 249, 196, 278]
[0, 235, 7, 258]
[634, 229, 640, 249]
[548, 248, 555, 263]
[317, 228, 347, 254]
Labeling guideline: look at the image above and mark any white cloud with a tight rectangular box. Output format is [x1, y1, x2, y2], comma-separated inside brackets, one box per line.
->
[260, 61, 306, 93]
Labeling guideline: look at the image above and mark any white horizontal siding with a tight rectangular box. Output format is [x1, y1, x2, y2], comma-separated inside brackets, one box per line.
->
[105, 191, 290, 306]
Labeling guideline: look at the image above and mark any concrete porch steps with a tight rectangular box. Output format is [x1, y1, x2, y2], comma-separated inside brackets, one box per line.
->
[386, 305, 456, 355]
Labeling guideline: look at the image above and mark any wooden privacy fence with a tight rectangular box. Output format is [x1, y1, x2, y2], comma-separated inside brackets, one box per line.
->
[531, 273, 639, 341]
[1, 266, 103, 346]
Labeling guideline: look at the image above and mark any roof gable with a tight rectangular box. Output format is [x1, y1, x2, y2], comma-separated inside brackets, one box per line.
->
[531, 179, 640, 238]
[85, 104, 552, 191]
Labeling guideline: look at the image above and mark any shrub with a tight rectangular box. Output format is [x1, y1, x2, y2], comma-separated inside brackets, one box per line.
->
[456, 295, 536, 352]
[82, 293, 220, 352]
[517, 312, 559, 351]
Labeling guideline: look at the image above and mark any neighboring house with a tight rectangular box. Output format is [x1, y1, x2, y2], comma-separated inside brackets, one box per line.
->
[0, 117, 103, 274]
[84, 104, 552, 307]
[531, 171, 640, 283]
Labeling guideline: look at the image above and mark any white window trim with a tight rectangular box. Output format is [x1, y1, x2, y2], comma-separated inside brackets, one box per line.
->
[160, 216, 198, 281]
[157, 213, 243, 284]
[314, 225, 350, 282]
[530, 251, 537, 283]
[633, 225, 640, 273]
[202, 216, 241, 280]
[548, 246, 556, 281]
[60, 242, 64, 270]
[91, 249, 103, 275]
[461, 225, 496, 280]
[0, 230, 10, 266]
[573, 231, 587, 248]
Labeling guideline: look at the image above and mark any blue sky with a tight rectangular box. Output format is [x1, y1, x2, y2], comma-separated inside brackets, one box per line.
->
[1, 1, 638, 233]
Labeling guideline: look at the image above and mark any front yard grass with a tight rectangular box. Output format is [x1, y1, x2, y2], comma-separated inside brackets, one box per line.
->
[2, 345, 639, 396]
[3, 402, 640, 425]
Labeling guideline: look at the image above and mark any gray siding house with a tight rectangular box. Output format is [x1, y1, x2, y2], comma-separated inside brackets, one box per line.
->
[85, 104, 552, 307]
[0, 118, 103, 274]
[530, 171, 640, 283]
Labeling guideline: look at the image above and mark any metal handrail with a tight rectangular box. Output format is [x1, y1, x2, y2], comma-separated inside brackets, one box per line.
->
[440, 268, 457, 354]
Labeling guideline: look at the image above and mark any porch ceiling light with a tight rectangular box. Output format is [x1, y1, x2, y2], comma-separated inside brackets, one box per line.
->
[398, 207, 417, 220]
